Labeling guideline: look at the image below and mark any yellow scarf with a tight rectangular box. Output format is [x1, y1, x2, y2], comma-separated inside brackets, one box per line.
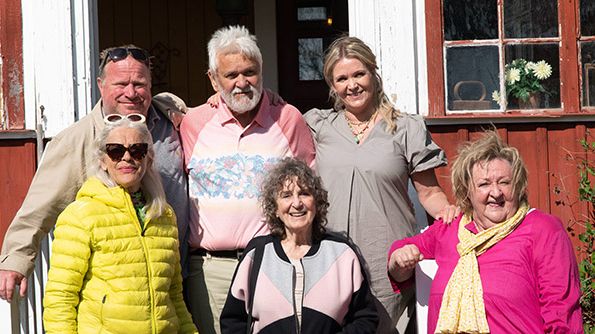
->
[435, 204, 529, 334]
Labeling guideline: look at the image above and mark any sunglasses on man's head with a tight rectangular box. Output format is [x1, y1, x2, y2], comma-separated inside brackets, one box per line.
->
[99, 47, 151, 69]
[104, 143, 149, 162]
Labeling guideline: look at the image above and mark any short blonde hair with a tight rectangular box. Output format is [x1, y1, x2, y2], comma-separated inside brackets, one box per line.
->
[451, 130, 528, 214]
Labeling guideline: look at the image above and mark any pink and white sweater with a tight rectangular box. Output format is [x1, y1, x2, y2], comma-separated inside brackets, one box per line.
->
[179, 92, 316, 251]
[221, 234, 378, 334]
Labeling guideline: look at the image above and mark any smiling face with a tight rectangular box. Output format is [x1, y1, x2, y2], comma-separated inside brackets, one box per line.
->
[209, 52, 263, 115]
[331, 57, 376, 116]
[97, 56, 152, 116]
[275, 177, 317, 238]
[469, 158, 519, 230]
[100, 127, 149, 193]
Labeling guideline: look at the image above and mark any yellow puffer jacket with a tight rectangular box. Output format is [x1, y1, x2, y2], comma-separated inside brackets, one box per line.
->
[43, 177, 197, 334]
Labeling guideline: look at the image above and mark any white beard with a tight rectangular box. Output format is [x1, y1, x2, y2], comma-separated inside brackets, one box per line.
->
[221, 83, 263, 114]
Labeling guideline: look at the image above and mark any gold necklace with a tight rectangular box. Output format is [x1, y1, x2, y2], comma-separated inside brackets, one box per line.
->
[344, 111, 377, 144]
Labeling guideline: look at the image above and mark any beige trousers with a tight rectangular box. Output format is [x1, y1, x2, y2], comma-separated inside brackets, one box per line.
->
[186, 254, 238, 334]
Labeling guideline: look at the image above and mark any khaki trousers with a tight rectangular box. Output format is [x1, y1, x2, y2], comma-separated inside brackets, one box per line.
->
[187, 254, 238, 334]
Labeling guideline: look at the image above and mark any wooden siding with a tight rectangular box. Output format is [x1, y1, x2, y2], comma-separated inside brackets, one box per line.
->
[98, 0, 254, 107]
[0, 138, 37, 249]
[0, 0, 25, 130]
[428, 122, 595, 259]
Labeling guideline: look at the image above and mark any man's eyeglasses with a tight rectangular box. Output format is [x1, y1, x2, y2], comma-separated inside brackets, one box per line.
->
[104, 143, 149, 162]
[103, 113, 146, 124]
[99, 47, 151, 70]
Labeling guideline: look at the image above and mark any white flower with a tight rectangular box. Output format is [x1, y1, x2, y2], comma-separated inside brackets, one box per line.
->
[525, 61, 537, 73]
[492, 90, 503, 107]
[532, 60, 552, 80]
[506, 68, 521, 84]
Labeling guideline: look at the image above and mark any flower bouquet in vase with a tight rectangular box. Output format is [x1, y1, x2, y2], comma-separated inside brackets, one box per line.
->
[492, 58, 552, 109]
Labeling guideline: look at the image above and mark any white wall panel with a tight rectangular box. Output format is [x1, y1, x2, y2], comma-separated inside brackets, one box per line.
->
[22, 0, 96, 137]
[348, 0, 427, 116]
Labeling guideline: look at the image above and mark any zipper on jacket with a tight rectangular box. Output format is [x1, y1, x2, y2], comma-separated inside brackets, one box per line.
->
[140, 236, 157, 334]
[292, 262, 301, 334]
[124, 189, 157, 333]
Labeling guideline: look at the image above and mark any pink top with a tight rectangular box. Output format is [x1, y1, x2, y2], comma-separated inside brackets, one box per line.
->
[180, 92, 315, 251]
[388, 209, 584, 333]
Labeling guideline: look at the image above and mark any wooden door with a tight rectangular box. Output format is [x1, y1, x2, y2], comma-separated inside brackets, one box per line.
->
[98, 0, 254, 106]
[276, 0, 348, 113]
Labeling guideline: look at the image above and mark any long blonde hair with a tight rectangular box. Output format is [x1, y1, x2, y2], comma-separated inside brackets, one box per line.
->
[323, 36, 400, 133]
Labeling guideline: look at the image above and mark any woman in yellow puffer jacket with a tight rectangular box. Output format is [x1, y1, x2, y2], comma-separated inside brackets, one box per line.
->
[43, 114, 198, 334]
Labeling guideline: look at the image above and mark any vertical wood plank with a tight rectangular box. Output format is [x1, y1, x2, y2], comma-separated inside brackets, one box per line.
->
[535, 126, 550, 211]
[168, 0, 190, 101]
[428, 126, 472, 203]
[425, 0, 445, 117]
[149, 0, 171, 95]
[507, 125, 543, 210]
[547, 125, 582, 250]
[98, 0, 115, 48]
[186, 0, 208, 106]
[112, 0, 134, 45]
[558, 0, 580, 113]
[131, 0, 152, 50]
[0, 139, 37, 249]
[0, 0, 25, 129]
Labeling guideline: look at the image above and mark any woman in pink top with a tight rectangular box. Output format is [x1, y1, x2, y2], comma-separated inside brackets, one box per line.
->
[388, 131, 584, 333]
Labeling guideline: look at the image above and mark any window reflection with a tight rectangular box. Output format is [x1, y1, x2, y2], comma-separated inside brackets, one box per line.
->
[298, 38, 324, 81]
[446, 46, 499, 111]
[297, 7, 327, 21]
[580, 0, 595, 36]
[443, 0, 497, 41]
[504, 0, 558, 38]
[580, 42, 595, 106]
[504, 44, 560, 108]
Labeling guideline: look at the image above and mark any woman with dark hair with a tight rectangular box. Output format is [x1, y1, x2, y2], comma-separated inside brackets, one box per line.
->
[388, 131, 583, 333]
[43, 115, 197, 334]
[220, 158, 378, 333]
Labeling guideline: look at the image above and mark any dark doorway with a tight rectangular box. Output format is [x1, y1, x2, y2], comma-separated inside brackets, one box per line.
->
[276, 0, 349, 113]
[97, 0, 254, 106]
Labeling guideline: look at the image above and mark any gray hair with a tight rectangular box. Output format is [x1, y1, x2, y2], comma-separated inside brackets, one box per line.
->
[260, 158, 328, 242]
[207, 25, 262, 73]
[90, 118, 167, 220]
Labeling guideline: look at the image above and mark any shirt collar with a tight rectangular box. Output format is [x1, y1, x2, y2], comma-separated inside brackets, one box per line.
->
[215, 90, 272, 127]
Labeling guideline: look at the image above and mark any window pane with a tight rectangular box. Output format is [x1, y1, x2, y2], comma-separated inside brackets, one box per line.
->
[504, 0, 558, 38]
[443, 0, 497, 40]
[298, 38, 324, 81]
[298, 7, 327, 21]
[580, 1, 595, 36]
[446, 46, 499, 111]
[504, 44, 560, 109]
[580, 42, 595, 107]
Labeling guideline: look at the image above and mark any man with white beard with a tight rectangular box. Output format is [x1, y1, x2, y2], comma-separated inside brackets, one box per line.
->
[179, 26, 316, 334]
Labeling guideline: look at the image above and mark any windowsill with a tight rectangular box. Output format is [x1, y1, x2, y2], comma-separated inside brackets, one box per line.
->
[425, 109, 595, 125]
[0, 130, 37, 140]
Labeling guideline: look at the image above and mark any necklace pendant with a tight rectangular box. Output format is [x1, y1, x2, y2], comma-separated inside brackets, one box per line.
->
[354, 137, 360, 144]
